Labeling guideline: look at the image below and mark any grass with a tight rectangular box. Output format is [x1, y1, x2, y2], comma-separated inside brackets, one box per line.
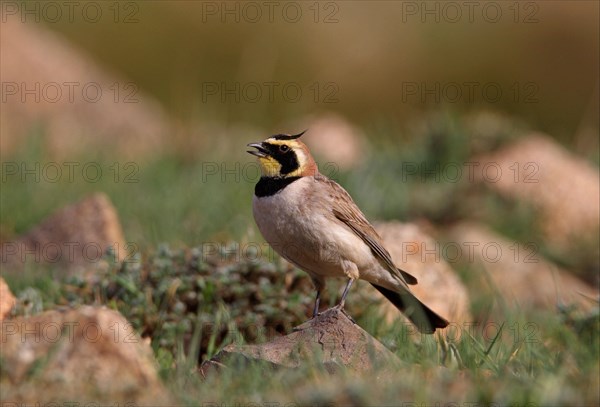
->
[1, 133, 260, 246]
[4, 245, 598, 406]
[0, 111, 528, 240]
[1, 112, 598, 405]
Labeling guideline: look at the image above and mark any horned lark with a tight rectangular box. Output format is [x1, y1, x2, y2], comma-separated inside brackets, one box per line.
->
[248, 131, 448, 333]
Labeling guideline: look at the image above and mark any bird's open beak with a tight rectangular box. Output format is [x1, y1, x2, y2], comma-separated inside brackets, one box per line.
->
[247, 142, 269, 158]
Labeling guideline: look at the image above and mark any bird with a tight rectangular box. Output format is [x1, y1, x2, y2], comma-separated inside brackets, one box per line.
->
[247, 131, 449, 333]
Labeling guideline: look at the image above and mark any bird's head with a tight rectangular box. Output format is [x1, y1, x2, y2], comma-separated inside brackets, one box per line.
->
[247, 130, 318, 178]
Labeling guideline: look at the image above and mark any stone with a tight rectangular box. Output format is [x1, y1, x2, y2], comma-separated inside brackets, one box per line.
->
[0, 277, 16, 320]
[447, 222, 598, 314]
[474, 133, 599, 251]
[374, 222, 472, 327]
[1, 193, 126, 271]
[1, 18, 171, 159]
[200, 308, 399, 376]
[0, 306, 172, 404]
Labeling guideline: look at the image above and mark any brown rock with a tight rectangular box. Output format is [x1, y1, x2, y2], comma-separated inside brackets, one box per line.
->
[374, 222, 471, 327]
[474, 134, 600, 250]
[447, 222, 598, 313]
[1, 193, 126, 271]
[1, 18, 171, 159]
[0, 306, 172, 404]
[0, 277, 16, 320]
[200, 308, 399, 376]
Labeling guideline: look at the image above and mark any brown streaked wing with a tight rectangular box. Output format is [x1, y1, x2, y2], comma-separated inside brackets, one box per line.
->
[314, 174, 418, 286]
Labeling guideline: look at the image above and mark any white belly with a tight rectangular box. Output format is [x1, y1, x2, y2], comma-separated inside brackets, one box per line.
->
[252, 177, 376, 281]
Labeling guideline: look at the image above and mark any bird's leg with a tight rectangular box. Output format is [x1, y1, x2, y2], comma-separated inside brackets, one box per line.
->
[336, 278, 355, 310]
[334, 278, 356, 323]
[310, 278, 324, 319]
[312, 289, 321, 318]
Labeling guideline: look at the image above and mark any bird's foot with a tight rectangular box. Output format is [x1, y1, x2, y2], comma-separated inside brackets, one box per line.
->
[333, 304, 356, 324]
[293, 311, 321, 331]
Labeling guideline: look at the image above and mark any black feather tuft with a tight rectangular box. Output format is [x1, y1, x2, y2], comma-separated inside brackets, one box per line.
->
[272, 130, 307, 141]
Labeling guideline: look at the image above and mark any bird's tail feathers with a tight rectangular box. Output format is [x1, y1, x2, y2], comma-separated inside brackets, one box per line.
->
[398, 268, 418, 285]
[372, 284, 448, 334]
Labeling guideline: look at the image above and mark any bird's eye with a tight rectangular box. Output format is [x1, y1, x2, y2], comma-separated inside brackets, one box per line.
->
[279, 145, 290, 153]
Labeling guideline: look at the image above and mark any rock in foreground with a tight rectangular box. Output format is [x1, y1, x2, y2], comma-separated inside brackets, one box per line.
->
[0, 306, 172, 405]
[200, 308, 399, 376]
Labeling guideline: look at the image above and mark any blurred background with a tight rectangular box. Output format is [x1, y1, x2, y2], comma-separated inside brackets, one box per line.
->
[2, 0, 598, 240]
[1, 1, 599, 404]
[2, 0, 598, 298]
[1, 0, 598, 270]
